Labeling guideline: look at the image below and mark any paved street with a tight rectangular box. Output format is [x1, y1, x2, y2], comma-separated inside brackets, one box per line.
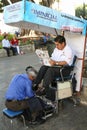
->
[0, 52, 87, 130]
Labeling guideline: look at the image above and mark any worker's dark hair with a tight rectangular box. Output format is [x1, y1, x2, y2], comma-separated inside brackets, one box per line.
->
[25, 66, 37, 77]
[25, 66, 33, 72]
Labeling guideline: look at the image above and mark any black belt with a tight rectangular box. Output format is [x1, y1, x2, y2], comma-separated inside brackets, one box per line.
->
[7, 99, 17, 102]
[6, 99, 29, 102]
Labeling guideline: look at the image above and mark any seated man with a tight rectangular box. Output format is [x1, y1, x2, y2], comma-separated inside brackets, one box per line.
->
[33, 35, 74, 98]
[5, 66, 45, 123]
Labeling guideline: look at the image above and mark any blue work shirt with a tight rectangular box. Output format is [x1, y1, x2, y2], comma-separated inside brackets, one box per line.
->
[5, 74, 35, 100]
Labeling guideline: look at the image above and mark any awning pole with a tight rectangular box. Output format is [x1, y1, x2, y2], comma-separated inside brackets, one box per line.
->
[55, 29, 58, 36]
[22, 0, 26, 13]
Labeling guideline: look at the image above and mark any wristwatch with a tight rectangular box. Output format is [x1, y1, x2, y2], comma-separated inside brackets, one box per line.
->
[56, 62, 59, 65]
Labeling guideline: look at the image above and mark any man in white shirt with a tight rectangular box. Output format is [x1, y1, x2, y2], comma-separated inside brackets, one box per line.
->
[34, 35, 74, 96]
[2, 35, 11, 57]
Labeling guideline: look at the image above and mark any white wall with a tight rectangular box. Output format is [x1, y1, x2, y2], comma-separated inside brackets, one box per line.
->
[0, 13, 19, 34]
[65, 32, 86, 91]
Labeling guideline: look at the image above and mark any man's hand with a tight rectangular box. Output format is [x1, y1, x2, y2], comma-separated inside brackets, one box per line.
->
[49, 59, 56, 66]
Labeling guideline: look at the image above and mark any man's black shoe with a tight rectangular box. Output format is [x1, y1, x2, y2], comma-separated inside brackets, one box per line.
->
[36, 88, 46, 96]
[32, 84, 38, 91]
[28, 117, 45, 125]
[36, 117, 46, 124]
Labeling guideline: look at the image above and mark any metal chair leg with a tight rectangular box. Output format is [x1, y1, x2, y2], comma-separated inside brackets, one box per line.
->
[21, 115, 28, 129]
[55, 90, 59, 114]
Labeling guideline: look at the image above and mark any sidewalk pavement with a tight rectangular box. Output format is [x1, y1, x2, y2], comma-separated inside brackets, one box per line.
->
[0, 52, 87, 130]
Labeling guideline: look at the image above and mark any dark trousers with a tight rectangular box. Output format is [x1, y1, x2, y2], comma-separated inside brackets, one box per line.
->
[5, 99, 29, 111]
[5, 97, 43, 121]
[3, 47, 17, 56]
[3, 47, 10, 57]
[5, 97, 43, 112]
[34, 65, 71, 92]
[10, 47, 18, 55]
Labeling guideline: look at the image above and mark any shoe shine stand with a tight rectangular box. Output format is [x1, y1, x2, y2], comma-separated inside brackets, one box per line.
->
[3, 0, 87, 117]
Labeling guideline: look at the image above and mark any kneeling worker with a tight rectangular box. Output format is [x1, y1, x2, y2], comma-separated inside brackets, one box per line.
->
[5, 66, 45, 124]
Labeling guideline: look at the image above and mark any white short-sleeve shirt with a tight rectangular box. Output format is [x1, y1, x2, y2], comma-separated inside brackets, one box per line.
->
[2, 39, 11, 48]
[51, 45, 73, 66]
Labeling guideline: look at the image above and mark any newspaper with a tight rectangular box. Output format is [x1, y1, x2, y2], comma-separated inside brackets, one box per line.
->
[35, 49, 51, 66]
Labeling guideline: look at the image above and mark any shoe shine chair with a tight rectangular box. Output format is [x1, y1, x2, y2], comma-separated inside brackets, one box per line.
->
[48, 55, 77, 114]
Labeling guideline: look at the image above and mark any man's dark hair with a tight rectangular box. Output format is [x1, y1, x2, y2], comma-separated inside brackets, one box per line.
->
[54, 35, 66, 44]
[4, 35, 7, 39]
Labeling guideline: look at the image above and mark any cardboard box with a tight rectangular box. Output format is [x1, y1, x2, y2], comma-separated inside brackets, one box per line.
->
[56, 81, 72, 100]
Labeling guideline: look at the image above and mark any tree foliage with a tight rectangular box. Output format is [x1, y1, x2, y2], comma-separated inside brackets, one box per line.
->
[0, 0, 3, 12]
[75, 3, 87, 20]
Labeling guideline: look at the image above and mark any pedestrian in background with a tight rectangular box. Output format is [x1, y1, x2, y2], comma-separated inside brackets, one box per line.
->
[10, 35, 20, 54]
[2, 35, 17, 57]
[2, 35, 11, 57]
[43, 33, 50, 44]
